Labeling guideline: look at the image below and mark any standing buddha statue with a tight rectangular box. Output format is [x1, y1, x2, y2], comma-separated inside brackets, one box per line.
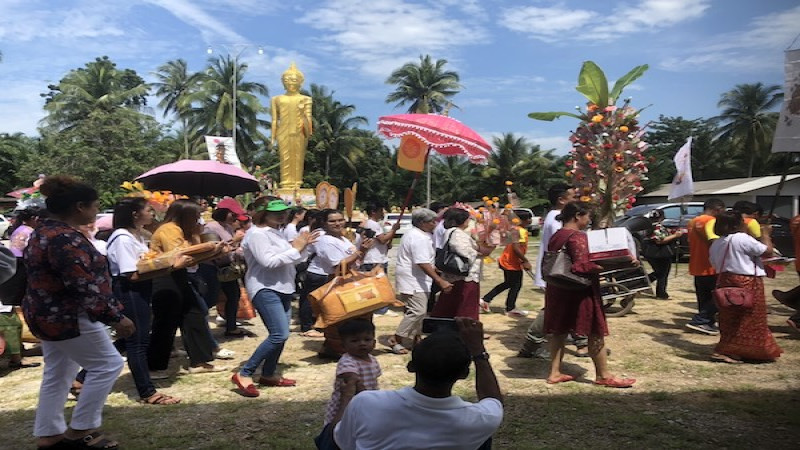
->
[271, 62, 312, 190]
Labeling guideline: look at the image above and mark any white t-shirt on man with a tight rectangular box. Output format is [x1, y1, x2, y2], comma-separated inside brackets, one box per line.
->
[534, 209, 561, 288]
[395, 226, 435, 295]
[334, 386, 503, 450]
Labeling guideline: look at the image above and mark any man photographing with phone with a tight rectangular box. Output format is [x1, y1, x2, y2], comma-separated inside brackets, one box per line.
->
[331, 317, 503, 449]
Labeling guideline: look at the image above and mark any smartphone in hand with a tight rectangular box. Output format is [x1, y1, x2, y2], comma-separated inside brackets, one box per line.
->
[422, 317, 459, 334]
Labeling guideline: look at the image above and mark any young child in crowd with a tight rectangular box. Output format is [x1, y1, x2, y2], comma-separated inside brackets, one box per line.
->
[320, 319, 381, 439]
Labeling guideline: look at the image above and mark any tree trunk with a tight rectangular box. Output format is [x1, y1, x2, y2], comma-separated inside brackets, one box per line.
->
[182, 118, 189, 159]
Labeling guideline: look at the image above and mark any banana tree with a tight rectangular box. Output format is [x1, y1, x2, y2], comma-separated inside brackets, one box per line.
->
[529, 61, 650, 227]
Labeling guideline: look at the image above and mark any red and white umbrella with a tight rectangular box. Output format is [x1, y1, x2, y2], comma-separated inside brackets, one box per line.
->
[377, 113, 491, 163]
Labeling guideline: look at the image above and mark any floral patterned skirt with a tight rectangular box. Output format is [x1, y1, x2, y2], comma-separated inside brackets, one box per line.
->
[715, 273, 782, 361]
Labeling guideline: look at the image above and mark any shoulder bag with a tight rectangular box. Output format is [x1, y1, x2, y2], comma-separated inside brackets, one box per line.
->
[542, 230, 592, 290]
[435, 229, 470, 276]
[712, 240, 755, 309]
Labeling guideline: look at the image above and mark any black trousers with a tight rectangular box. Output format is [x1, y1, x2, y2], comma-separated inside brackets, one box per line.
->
[690, 275, 718, 326]
[483, 265, 523, 312]
[648, 257, 672, 297]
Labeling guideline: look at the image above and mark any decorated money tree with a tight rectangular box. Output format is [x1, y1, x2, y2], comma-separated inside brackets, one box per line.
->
[529, 61, 650, 227]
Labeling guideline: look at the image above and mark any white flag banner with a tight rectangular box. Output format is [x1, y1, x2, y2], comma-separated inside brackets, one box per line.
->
[668, 137, 694, 200]
[773, 49, 800, 153]
[205, 136, 241, 166]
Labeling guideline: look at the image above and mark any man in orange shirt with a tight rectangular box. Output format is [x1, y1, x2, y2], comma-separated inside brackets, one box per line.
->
[686, 198, 725, 335]
[481, 210, 533, 317]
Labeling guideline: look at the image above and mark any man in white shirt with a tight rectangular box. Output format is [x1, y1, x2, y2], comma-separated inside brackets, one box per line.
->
[331, 318, 503, 450]
[357, 202, 400, 316]
[391, 208, 452, 354]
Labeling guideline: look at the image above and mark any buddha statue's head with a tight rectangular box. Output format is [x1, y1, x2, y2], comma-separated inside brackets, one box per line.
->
[281, 62, 304, 93]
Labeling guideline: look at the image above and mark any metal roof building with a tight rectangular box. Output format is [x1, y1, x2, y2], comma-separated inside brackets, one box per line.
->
[641, 175, 800, 217]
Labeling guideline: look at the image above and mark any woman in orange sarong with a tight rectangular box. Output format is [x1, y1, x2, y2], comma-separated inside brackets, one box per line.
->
[709, 212, 782, 363]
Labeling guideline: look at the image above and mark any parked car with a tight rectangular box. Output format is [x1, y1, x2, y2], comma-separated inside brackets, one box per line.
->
[0, 214, 10, 239]
[512, 208, 541, 237]
[382, 213, 413, 237]
[614, 202, 704, 257]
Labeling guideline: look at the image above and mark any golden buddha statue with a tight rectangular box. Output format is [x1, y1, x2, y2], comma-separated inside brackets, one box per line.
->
[271, 62, 312, 190]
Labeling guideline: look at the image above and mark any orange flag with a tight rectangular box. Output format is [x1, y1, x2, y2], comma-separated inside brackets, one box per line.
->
[397, 135, 428, 172]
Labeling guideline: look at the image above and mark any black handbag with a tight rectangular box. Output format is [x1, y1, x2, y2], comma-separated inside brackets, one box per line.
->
[0, 257, 26, 306]
[642, 239, 674, 260]
[435, 230, 470, 276]
[542, 231, 592, 290]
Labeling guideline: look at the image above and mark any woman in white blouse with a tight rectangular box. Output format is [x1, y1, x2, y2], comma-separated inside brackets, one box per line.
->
[232, 198, 318, 397]
[430, 208, 494, 320]
[302, 209, 373, 357]
[708, 211, 782, 364]
[106, 197, 180, 405]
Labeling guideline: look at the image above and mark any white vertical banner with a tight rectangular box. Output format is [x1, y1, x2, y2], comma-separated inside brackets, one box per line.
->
[668, 137, 694, 200]
[772, 49, 800, 153]
[204, 136, 241, 166]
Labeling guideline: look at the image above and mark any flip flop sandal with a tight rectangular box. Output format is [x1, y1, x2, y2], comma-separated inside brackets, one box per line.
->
[546, 374, 575, 384]
[66, 431, 119, 449]
[300, 330, 325, 338]
[593, 377, 636, 388]
[139, 392, 181, 405]
[390, 343, 409, 355]
[37, 439, 74, 450]
[711, 353, 743, 364]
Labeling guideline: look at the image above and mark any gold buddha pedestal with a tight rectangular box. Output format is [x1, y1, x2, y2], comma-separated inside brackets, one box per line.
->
[276, 187, 316, 207]
[272, 62, 312, 192]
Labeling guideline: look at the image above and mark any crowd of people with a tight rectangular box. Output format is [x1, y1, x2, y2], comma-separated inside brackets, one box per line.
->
[0, 175, 797, 449]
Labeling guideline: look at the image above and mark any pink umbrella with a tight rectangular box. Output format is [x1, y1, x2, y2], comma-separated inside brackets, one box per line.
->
[135, 160, 259, 197]
[377, 113, 492, 163]
[7, 186, 38, 199]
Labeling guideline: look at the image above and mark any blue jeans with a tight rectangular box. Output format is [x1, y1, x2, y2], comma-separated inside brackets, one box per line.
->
[240, 289, 292, 378]
[113, 278, 156, 399]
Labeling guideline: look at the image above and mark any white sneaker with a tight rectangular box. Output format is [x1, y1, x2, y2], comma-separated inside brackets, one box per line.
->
[506, 309, 529, 318]
[479, 299, 491, 314]
[215, 316, 242, 327]
[215, 348, 236, 360]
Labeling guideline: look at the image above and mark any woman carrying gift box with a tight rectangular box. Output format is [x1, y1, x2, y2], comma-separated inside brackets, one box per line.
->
[232, 198, 319, 396]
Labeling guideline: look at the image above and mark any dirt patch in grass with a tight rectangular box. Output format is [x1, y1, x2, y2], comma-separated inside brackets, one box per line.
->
[1, 256, 799, 449]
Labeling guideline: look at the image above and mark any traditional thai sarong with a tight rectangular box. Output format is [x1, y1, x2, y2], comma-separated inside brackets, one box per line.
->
[715, 273, 782, 361]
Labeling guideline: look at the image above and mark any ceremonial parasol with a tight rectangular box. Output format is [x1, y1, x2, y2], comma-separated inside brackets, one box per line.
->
[6, 186, 38, 199]
[377, 113, 491, 215]
[135, 160, 260, 197]
[377, 113, 492, 163]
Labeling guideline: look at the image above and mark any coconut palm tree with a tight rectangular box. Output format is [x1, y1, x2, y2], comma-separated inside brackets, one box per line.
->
[713, 82, 783, 178]
[309, 84, 368, 177]
[385, 54, 461, 114]
[186, 55, 270, 167]
[41, 56, 149, 132]
[152, 59, 203, 159]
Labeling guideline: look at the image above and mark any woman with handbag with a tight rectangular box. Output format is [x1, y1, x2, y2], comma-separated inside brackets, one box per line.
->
[543, 202, 635, 388]
[708, 211, 782, 364]
[199, 207, 248, 338]
[106, 197, 180, 405]
[430, 207, 494, 321]
[303, 209, 374, 357]
[233, 198, 318, 396]
[643, 209, 682, 299]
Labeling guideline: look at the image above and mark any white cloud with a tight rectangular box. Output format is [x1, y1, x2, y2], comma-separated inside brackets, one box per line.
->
[660, 4, 800, 72]
[296, 0, 488, 78]
[500, 0, 710, 42]
[0, 80, 47, 135]
[0, 0, 126, 42]
[143, 0, 247, 43]
[499, 5, 596, 42]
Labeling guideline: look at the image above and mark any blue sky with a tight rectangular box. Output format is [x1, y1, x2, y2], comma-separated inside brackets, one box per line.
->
[1, 0, 798, 155]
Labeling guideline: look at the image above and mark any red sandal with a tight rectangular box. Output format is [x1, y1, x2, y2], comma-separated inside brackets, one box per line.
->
[546, 374, 575, 384]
